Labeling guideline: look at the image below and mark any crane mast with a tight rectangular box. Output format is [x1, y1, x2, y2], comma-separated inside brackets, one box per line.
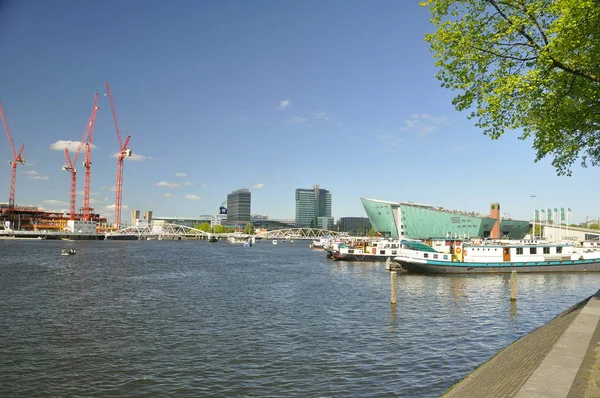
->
[105, 82, 132, 229]
[62, 93, 98, 220]
[0, 102, 25, 211]
[82, 93, 99, 221]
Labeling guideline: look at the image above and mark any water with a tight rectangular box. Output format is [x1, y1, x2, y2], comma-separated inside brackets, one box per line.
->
[1, 239, 599, 397]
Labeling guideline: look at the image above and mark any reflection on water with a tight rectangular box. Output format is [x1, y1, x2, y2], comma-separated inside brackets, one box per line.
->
[1, 239, 599, 397]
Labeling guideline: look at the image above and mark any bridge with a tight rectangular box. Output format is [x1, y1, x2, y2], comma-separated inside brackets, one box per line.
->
[105, 223, 211, 240]
[260, 228, 342, 240]
[105, 224, 343, 241]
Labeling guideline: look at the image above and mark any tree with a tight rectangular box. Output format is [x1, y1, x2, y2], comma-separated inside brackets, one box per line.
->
[589, 224, 600, 230]
[213, 224, 224, 233]
[421, 0, 600, 175]
[368, 227, 376, 237]
[194, 222, 210, 232]
[243, 223, 255, 235]
[357, 220, 365, 236]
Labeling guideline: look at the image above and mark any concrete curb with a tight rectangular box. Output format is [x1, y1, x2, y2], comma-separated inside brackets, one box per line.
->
[515, 289, 600, 398]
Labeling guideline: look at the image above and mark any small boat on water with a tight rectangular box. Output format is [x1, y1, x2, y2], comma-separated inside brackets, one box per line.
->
[208, 235, 218, 243]
[272, 240, 278, 245]
[330, 239, 433, 262]
[393, 240, 600, 273]
[61, 248, 76, 256]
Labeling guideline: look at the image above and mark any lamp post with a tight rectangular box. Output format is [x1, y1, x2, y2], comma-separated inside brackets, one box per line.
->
[530, 195, 537, 239]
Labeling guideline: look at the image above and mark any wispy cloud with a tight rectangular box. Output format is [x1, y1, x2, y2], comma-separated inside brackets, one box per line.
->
[154, 181, 179, 188]
[184, 182, 194, 186]
[102, 204, 129, 212]
[312, 112, 329, 120]
[377, 134, 403, 147]
[289, 116, 307, 124]
[24, 170, 38, 175]
[252, 183, 264, 189]
[201, 182, 208, 187]
[24, 170, 49, 180]
[29, 175, 49, 180]
[185, 194, 202, 200]
[279, 99, 291, 110]
[49, 140, 97, 152]
[399, 114, 449, 135]
[107, 186, 117, 192]
[164, 193, 175, 198]
[44, 199, 68, 206]
[175, 172, 187, 177]
[111, 152, 150, 161]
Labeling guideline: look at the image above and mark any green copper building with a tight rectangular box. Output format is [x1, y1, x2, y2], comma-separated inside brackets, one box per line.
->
[361, 198, 530, 240]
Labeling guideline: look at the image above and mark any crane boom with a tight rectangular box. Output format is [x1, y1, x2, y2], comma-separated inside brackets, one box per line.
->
[105, 82, 132, 229]
[62, 93, 98, 219]
[82, 93, 99, 221]
[0, 101, 26, 210]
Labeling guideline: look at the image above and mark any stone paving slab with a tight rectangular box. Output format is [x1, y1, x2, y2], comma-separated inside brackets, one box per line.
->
[442, 298, 588, 398]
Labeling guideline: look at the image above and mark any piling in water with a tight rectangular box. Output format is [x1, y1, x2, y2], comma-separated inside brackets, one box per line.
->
[511, 270, 517, 301]
[391, 271, 397, 304]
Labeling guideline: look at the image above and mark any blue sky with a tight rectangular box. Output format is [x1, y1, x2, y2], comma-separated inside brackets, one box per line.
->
[0, 0, 596, 224]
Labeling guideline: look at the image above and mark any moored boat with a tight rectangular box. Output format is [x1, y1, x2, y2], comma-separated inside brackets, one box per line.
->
[393, 241, 600, 273]
[60, 248, 76, 256]
[331, 239, 435, 262]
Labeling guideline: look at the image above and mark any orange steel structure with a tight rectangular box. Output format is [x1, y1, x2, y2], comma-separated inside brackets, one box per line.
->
[105, 82, 132, 229]
[0, 102, 26, 210]
[82, 93, 100, 221]
[62, 93, 99, 220]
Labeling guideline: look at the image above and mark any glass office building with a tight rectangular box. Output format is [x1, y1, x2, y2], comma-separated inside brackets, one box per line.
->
[295, 185, 332, 228]
[226, 189, 251, 225]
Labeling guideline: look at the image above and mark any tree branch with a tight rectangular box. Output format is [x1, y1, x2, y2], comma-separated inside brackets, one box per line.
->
[473, 46, 537, 62]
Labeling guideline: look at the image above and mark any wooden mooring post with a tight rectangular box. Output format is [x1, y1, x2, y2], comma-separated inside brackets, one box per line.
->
[510, 270, 517, 301]
[391, 271, 397, 304]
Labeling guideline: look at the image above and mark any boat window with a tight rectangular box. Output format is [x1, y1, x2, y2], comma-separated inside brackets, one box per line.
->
[380, 250, 385, 255]
[392, 251, 397, 255]
[530, 247, 537, 254]
[348, 249, 354, 254]
[424, 253, 429, 258]
[516, 248, 523, 255]
[543, 247, 550, 254]
[433, 254, 438, 259]
[557, 247, 563, 254]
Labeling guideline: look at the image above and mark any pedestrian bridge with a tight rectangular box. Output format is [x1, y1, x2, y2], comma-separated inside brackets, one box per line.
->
[105, 224, 342, 241]
[106, 223, 211, 239]
[260, 228, 341, 240]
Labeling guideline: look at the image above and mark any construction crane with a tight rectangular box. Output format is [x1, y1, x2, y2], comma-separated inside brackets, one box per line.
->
[62, 93, 99, 220]
[105, 82, 132, 229]
[0, 102, 26, 210]
[82, 93, 100, 221]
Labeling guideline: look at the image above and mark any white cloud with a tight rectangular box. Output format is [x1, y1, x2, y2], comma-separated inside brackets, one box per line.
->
[185, 194, 202, 200]
[29, 175, 49, 180]
[279, 99, 291, 109]
[184, 182, 194, 186]
[175, 172, 187, 177]
[377, 134, 403, 147]
[110, 152, 150, 161]
[102, 204, 129, 211]
[107, 186, 117, 192]
[289, 116, 307, 124]
[49, 140, 96, 152]
[201, 182, 208, 187]
[312, 112, 329, 120]
[252, 183, 264, 189]
[24, 170, 38, 175]
[44, 199, 68, 206]
[400, 113, 449, 135]
[164, 193, 175, 198]
[155, 181, 179, 188]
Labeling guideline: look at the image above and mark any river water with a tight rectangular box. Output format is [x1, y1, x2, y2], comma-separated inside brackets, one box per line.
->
[1, 239, 599, 397]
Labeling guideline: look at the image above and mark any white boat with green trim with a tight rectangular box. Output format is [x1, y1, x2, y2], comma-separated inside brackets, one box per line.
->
[393, 240, 600, 274]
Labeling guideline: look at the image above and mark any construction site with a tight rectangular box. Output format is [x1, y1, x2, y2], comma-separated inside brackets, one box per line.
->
[0, 83, 132, 239]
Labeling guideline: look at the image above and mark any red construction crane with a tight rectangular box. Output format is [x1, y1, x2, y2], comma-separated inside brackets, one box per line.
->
[82, 93, 100, 221]
[62, 93, 99, 220]
[105, 82, 132, 229]
[0, 102, 26, 210]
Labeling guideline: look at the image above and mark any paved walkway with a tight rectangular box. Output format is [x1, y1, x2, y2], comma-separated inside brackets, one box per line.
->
[443, 290, 600, 397]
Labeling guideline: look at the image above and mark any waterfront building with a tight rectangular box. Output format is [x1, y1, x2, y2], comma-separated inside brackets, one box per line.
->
[295, 185, 332, 227]
[152, 215, 213, 228]
[361, 198, 530, 240]
[227, 188, 251, 226]
[338, 217, 372, 235]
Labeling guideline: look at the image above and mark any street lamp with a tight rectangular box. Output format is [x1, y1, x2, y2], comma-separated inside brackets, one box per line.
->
[530, 195, 537, 239]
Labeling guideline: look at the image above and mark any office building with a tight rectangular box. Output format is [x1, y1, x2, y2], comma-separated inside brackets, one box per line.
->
[226, 188, 251, 225]
[295, 185, 332, 228]
[338, 217, 371, 235]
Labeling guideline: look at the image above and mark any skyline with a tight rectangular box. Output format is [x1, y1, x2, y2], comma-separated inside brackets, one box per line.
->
[0, 0, 598, 224]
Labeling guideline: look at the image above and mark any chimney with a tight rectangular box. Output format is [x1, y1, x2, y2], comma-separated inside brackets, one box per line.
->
[490, 203, 501, 239]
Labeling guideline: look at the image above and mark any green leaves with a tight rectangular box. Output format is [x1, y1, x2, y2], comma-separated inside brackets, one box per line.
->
[422, 0, 600, 175]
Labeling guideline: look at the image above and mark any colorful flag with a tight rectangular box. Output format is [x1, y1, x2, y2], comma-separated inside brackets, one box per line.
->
[561, 207, 565, 221]
[535, 209, 540, 222]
